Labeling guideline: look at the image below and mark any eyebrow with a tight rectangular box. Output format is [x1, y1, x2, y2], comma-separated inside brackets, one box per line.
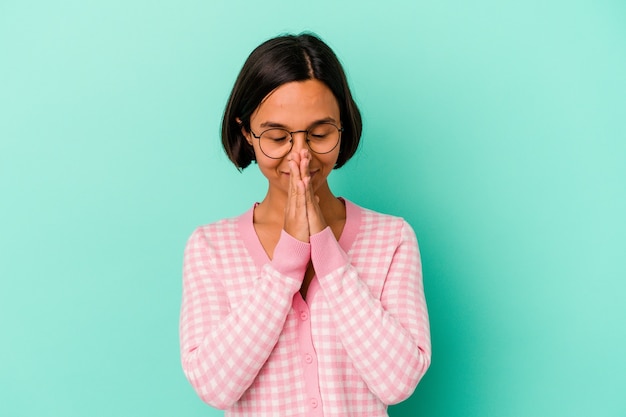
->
[259, 117, 338, 129]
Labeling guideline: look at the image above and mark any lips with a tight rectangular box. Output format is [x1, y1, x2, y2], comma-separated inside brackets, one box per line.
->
[280, 169, 319, 177]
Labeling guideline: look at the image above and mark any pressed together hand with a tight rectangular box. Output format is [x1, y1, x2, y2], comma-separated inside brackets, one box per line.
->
[283, 149, 328, 242]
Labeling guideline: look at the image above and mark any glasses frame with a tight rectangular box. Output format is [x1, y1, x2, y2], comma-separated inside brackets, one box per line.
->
[249, 122, 344, 159]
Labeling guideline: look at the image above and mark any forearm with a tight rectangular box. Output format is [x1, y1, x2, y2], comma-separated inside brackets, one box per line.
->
[180, 229, 310, 408]
[181, 266, 299, 408]
[310, 225, 431, 404]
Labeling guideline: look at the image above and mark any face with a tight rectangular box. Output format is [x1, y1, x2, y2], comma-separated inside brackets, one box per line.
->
[243, 79, 341, 195]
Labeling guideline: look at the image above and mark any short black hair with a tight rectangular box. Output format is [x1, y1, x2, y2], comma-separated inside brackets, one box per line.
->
[221, 33, 362, 170]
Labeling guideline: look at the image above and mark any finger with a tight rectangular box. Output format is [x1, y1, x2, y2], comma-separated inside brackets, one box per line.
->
[294, 160, 307, 214]
[289, 159, 304, 214]
[284, 163, 310, 242]
[306, 192, 327, 236]
[304, 173, 315, 209]
[286, 153, 302, 213]
[289, 153, 303, 183]
[299, 149, 310, 179]
[300, 157, 309, 184]
[289, 151, 301, 170]
[296, 178, 307, 209]
[303, 168, 326, 235]
[303, 176, 314, 210]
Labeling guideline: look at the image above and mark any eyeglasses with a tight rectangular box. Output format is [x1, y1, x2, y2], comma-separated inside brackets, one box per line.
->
[250, 122, 343, 159]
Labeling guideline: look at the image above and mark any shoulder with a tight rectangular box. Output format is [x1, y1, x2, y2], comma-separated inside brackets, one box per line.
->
[345, 200, 419, 254]
[186, 206, 253, 249]
[192, 217, 238, 240]
[346, 199, 413, 237]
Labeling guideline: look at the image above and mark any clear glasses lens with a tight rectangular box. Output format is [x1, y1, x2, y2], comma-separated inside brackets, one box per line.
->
[259, 129, 292, 158]
[259, 123, 341, 158]
[307, 123, 340, 154]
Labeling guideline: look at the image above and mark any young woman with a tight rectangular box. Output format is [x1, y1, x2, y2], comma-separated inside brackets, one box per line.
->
[180, 33, 431, 416]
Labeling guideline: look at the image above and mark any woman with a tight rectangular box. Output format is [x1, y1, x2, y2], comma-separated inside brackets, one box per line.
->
[180, 33, 431, 416]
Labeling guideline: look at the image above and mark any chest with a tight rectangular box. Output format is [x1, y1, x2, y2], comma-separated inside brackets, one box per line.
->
[254, 222, 344, 299]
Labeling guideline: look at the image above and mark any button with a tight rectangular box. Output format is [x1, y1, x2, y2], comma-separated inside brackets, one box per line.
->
[304, 353, 313, 363]
[310, 398, 318, 408]
[300, 311, 308, 321]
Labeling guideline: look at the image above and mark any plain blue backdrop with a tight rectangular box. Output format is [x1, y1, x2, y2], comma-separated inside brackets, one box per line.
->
[1, 1, 625, 416]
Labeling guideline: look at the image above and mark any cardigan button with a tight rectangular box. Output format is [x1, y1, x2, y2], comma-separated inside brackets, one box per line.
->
[304, 353, 313, 363]
[300, 311, 308, 321]
[310, 398, 318, 408]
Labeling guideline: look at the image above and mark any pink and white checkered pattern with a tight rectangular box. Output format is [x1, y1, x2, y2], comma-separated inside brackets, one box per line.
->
[180, 199, 431, 416]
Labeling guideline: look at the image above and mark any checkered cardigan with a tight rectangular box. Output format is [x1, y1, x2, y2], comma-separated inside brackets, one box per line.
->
[180, 199, 431, 416]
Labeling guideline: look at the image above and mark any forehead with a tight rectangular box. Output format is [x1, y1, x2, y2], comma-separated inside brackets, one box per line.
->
[252, 79, 340, 127]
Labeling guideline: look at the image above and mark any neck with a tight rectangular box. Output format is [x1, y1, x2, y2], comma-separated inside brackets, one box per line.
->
[255, 181, 344, 226]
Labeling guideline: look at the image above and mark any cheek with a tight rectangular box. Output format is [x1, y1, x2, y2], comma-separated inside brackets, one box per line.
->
[324, 148, 341, 168]
[258, 160, 281, 173]
[254, 152, 283, 176]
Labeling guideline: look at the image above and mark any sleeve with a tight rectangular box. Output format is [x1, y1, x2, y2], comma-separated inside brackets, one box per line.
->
[179, 228, 310, 409]
[309, 220, 431, 405]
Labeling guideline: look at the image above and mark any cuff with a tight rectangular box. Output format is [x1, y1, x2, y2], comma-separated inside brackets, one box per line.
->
[310, 226, 349, 278]
[271, 230, 311, 279]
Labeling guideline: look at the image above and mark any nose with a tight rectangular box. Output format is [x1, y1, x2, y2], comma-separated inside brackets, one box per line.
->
[290, 130, 309, 152]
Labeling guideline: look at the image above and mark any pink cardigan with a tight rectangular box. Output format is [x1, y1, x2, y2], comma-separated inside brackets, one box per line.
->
[180, 199, 431, 416]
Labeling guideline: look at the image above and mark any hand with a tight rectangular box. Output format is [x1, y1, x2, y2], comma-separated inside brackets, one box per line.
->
[301, 151, 327, 235]
[283, 151, 310, 242]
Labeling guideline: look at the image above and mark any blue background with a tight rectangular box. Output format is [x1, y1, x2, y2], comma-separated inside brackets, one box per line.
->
[1, 1, 625, 416]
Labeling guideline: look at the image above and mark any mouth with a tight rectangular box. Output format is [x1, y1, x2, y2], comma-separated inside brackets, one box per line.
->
[280, 169, 320, 178]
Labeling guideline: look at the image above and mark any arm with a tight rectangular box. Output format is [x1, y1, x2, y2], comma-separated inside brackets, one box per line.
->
[310, 220, 431, 404]
[179, 227, 309, 409]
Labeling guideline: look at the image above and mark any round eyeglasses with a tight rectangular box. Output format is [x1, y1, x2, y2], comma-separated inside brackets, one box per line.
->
[250, 122, 343, 159]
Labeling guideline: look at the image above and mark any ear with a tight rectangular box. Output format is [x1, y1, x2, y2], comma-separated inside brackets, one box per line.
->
[236, 117, 253, 146]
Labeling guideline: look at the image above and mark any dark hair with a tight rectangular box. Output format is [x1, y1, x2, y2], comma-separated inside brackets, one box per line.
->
[221, 33, 362, 170]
